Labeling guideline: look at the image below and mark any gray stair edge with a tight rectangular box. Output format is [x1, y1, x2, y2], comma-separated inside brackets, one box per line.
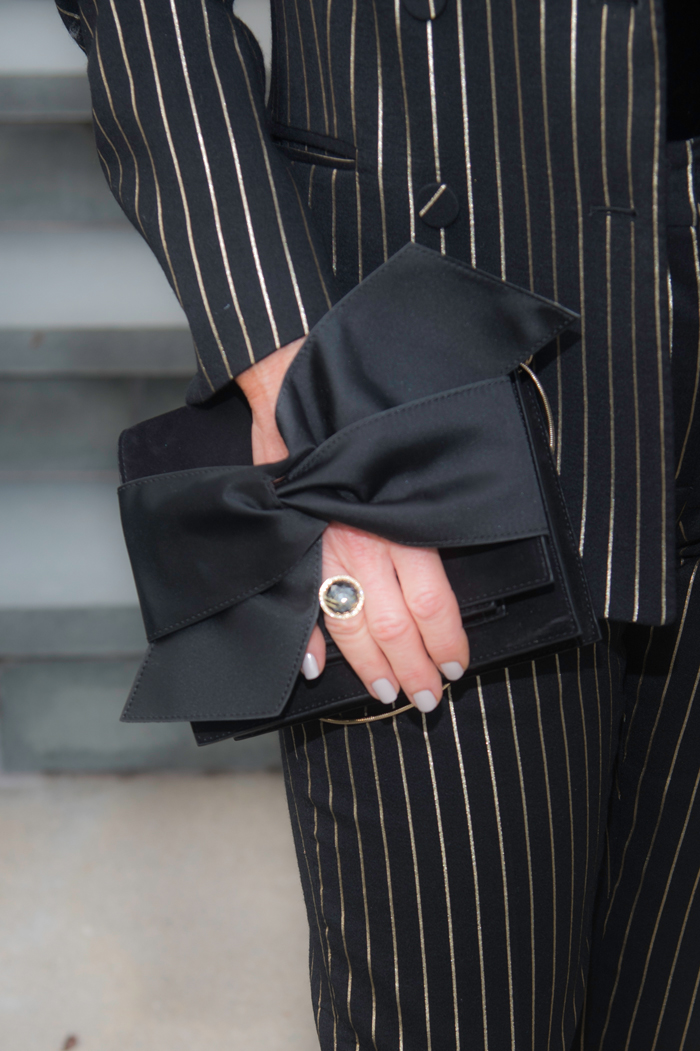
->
[0, 74, 90, 123]
[0, 607, 147, 658]
[0, 328, 195, 375]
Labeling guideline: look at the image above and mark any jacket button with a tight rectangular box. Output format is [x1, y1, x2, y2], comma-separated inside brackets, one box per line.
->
[401, 0, 447, 20]
[417, 182, 459, 228]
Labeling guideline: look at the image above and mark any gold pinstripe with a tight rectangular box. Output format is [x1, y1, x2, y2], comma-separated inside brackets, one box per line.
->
[331, 167, 338, 275]
[569, 0, 589, 556]
[320, 725, 360, 1049]
[282, 732, 337, 1033]
[92, 108, 123, 199]
[307, 0, 329, 134]
[624, 627, 654, 761]
[424, 22, 445, 255]
[539, 0, 563, 471]
[600, 4, 617, 619]
[349, 0, 362, 281]
[484, 0, 506, 279]
[533, 662, 558, 1051]
[308, 163, 315, 206]
[478, 677, 515, 1050]
[302, 724, 340, 1050]
[280, 0, 292, 124]
[510, 0, 534, 290]
[201, 0, 282, 348]
[505, 669, 535, 1051]
[624, 674, 700, 1050]
[576, 648, 592, 982]
[555, 654, 577, 1047]
[651, 819, 700, 1051]
[94, 33, 145, 237]
[605, 620, 615, 772]
[326, 0, 338, 137]
[649, 0, 668, 623]
[343, 727, 379, 1051]
[107, 0, 184, 308]
[288, 175, 334, 309]
[425, 22, 440, 183]
[680, 965, 700, 1050]
[135, 0, 233, 377]
[455, 0, 476, 266]
[675, 143, 700, 478]
[393, 719, 431, 1050]
[191, 339, 215, 392]
[229, 17, 310, 334]
[394, 0, 415, 241]
[668, 269, 675, 358]
[599, 571, 700, 1048]
[625, 9, 642, 619]
[372, 0, 388, 263]
[422, 713, 461, 1051]
[292, 0, 311, 128]
[78, 3, 93, 37]
[603, 562, 699, 936]
[96, 147, 111, 187]
[592, 638, 604, 836]
[367, 724, 404, 1051]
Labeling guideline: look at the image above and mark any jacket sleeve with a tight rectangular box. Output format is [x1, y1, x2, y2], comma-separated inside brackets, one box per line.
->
[55, 0, 337, 400]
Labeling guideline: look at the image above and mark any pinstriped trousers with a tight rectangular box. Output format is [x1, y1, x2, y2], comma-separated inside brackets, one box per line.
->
[280, 139, 700, 1051]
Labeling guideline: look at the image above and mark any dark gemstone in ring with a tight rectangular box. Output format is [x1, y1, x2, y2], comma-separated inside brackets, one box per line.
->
[319, 576, 365, 619]
[325, 581, 360, 614]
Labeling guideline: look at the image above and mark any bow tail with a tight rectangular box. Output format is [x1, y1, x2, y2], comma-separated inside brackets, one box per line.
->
[121, 541, 322, 723]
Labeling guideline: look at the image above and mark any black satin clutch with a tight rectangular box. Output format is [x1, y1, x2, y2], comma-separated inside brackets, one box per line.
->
[117, 244, 599, 743]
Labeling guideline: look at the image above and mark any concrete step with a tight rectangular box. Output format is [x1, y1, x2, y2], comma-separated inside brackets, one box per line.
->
[0, 329, 195, 377]
[0, 1, 87, 77]
[0, 773, 313, 1047]
[0, 222, 189, 327]
[0, 480, 137, 608]
[0, 125, 128, 223]
[0, 660, 281, 771]
[0, 376, 190, 472]
[0, 606, 146, 658]
[0, 74, 90, 122]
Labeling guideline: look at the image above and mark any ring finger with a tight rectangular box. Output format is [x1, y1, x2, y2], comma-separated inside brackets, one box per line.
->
[324, 550, 443, 712]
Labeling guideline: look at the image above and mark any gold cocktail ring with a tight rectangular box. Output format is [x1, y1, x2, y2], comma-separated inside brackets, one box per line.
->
[319, 575, 365, 620]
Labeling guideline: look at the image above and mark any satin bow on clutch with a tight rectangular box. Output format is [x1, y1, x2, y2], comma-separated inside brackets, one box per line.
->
[117, 243, 599, 741]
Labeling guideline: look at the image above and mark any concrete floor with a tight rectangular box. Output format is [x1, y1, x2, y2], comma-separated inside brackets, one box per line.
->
[0, 771, 319, 1051]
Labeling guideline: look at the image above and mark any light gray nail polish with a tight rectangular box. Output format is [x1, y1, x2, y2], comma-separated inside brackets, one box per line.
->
[440, 661, 465, 681]
[301, 653, 320, 680]
[372, 678, 398, 705]
[413, 690, 439, 713]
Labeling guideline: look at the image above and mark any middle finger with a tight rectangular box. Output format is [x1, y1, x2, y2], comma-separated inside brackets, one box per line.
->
[329, 546, 444, 711]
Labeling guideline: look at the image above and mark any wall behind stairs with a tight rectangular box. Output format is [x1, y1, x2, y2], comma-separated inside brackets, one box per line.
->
[0, 0, 279, 772]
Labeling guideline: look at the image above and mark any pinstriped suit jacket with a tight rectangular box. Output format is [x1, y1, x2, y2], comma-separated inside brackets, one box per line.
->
[56, 0, 677, 627]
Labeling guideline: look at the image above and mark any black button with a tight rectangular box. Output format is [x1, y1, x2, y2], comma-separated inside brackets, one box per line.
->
[401, 0, 448, 20]
[417, 183, 459, 228]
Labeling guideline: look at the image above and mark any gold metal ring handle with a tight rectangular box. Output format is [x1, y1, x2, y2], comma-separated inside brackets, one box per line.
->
[320, 683, 451, 725]
[520, 361, 556, 453]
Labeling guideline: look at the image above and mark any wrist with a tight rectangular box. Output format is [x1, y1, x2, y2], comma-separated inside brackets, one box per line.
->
[236, 338, 305, 422]
[236, 336, 305, 464]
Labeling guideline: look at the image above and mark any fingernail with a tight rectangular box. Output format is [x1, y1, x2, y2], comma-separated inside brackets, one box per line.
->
[440, 661, 465, 681]
[371, 678, 398, 705]
[413, 690, 439, 713]
[301, 653, 320, 680]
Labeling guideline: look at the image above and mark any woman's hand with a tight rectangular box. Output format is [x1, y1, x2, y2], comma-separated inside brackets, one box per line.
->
[237, 340, 469, 712]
